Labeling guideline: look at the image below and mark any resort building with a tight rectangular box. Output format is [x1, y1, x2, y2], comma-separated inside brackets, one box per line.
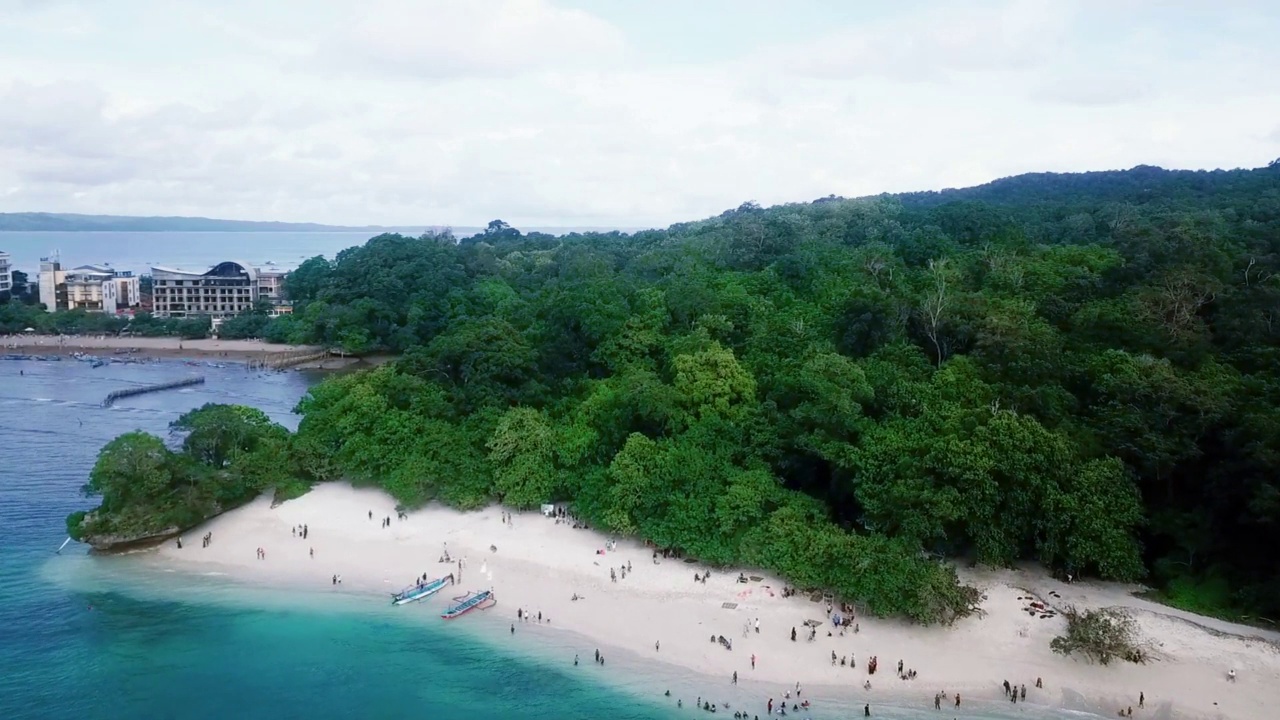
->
[150, 260, 292, 319]
[0, 251, 11, 296]
[38, 258, 141, 313]
[65, 265, 141, 313]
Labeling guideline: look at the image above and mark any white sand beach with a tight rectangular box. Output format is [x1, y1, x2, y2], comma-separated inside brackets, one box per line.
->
[148, 482, 1280, 720]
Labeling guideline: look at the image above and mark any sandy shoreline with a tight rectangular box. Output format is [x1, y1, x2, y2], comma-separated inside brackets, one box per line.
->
[1, 335, 322, 361]
[143, 483, 1280, 720]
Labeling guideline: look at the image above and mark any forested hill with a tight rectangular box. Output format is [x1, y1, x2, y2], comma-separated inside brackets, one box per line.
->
[892, 161, 1280, 211]
[76, 162, 1280, 624]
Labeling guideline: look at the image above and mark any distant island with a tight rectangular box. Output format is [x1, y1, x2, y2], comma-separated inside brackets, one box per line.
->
[0, 212, 643, 235]
[0, 212, 418, 233]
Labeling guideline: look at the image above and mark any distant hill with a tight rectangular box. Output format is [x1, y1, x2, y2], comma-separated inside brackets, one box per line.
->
[887, 163, 1280, 209]
[0, 213, 413, 233]
[0, 212, 641, 236]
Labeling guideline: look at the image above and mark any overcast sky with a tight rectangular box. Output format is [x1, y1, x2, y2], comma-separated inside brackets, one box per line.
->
[1, 0, 1278, 227]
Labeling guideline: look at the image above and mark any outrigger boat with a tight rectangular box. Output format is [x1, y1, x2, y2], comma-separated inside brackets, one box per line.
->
[391, 573, 455, 606]
[441, 589, 496, 620]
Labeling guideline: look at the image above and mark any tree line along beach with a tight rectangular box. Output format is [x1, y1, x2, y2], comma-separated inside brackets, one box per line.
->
[35, 164, 1280, 719]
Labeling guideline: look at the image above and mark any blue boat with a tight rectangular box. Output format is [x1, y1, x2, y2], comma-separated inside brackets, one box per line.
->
[391, 573, 454, 606]
[441, 589, 495, 620]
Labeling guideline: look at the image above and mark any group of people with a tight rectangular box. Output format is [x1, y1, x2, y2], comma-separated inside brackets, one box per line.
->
[290, 523, 309, 539]
[609, 560, 633, 583]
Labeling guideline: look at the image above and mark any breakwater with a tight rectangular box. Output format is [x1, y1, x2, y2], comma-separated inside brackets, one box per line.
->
[247, 349, 332, 370]
[102, 376, 205, 407]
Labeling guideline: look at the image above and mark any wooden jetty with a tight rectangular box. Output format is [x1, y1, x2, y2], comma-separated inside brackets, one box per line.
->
[103, 376, 205, 407]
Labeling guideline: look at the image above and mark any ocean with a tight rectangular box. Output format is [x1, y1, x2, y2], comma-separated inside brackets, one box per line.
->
[0, 359, 1084, 720]
[0, 231, 389, 276]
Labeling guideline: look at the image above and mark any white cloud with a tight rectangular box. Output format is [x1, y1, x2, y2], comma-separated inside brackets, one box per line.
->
[0, 0, 1277, 227]
[316, 0, 625, 80]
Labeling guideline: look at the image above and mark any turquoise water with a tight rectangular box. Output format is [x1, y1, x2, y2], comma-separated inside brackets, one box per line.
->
[0, 359, 1077, 720]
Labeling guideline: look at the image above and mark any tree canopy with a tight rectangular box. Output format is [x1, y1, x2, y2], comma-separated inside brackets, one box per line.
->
[72, 163, 1280, 622]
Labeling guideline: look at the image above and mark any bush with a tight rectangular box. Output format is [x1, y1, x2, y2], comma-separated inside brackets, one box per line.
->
[1050, 606, 1146, 665]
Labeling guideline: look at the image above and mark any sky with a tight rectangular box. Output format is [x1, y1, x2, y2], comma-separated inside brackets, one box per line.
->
[1, 0, 1278, 228]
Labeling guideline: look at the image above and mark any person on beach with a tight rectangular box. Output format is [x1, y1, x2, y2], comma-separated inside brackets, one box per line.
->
[1003, 680, 1010, 697]
[790, 627, 796, 642]
[510, 624, 514, 634]
[955, 694, 961, 707]
[574, 654, 579, 666]
[750, 653, 756, 669]
[864, 703, 870, 716]
[732, 671, 737, 684]
[1139, 692, 1144, 708]
[1036, 677, 1043, 689]
[655, 641, 660, 652]
[309, 547, 314, 558]
[1020, 684, 1026, 700]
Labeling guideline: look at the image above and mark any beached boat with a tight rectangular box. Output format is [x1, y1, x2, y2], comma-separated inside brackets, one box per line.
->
[391, 573, 455, 606]
[441, 589, 495, 619]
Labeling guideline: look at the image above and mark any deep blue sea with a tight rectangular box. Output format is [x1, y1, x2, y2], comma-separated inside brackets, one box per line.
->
[0, 357, 1083, 720]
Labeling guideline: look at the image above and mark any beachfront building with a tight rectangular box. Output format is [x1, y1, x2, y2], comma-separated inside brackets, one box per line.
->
[37, 259, 140, 313]
[38, 258, 66, 311]
[0, 251, 11, 296]
[65, 265, 141, 314]
[150, 261, 293, 319]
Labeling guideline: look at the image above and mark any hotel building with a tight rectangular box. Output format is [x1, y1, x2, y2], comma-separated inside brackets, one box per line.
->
[150, 261, 291, 319]
[38, 259, 140, 313]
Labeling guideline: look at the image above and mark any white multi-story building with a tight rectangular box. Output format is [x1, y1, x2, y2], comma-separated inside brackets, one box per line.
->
[149, 261, 294, 319]
[37, 259, 139, 313]
[39, 258, 65, 311]
[64, 265, 140, 313]
[0, 251, 11, 296]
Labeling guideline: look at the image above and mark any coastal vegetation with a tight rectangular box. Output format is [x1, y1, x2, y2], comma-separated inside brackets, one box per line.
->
[0, 301, 214, 339]
[68, 404, 301, 548]
[1050, 606, 1145, 666]
[69, 164, 1280, 624]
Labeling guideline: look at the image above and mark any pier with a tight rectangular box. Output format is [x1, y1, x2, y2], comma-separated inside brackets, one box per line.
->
[103, 376, 205, 407]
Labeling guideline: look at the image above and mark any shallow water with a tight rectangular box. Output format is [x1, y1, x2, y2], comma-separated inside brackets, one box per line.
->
[0, 359, 1096, 719]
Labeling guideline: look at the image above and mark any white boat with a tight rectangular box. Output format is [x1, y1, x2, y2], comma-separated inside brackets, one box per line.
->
[391, 573, 455, 606]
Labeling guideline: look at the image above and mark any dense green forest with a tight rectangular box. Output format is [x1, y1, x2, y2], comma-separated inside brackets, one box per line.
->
[76, 164, 1280, 623]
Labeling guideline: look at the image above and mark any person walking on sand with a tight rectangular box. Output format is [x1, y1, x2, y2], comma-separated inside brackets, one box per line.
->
[1020, 684, 1026, 700]
[310, 547, 314, 559]
[1139, 692, 1144, 708]
[955, 694, 961, 707]
[732, 671, 737, 684]
[655, 641, 660, 652]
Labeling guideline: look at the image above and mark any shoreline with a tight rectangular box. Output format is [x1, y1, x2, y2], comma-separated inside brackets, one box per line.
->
[134, 483, 1278, 720]
[2, 334, 318, 361]
[0, 335, 365, 368]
